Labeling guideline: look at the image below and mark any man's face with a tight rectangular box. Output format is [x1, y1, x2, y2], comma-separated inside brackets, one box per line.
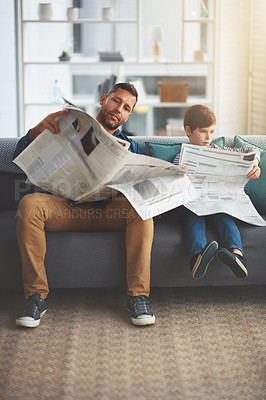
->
[97, 88, 136, 133]
[186, 124, 216, 146]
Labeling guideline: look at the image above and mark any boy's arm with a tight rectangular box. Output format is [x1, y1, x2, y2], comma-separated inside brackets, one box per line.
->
[247, 157, 260, 179]
[218, 144, 261, 180]
[173, 152, 188, 172]
[235, 145, 261, 179]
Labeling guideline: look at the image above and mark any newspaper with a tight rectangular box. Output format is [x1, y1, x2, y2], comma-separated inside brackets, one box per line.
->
[179, 143, 266, 226]
[13, 106, 196, 220]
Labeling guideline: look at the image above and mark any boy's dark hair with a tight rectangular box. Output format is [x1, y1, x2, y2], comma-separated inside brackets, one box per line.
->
[184, 104, 216, 131]
[107, 82, 138, 106]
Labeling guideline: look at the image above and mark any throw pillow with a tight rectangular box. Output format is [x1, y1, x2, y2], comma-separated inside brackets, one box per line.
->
[234, 135, 266, 214]
[211, 136, 225, 148]
[145, 142, 182, 163]
[145, 137, 225, 163]
[234, 135, 265, 153]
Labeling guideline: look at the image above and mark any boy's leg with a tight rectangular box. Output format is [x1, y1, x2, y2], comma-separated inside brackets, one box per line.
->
[211, 213, 247, 278]
[210, 213, 243, 253]
[177, 207, 217, 279]
[178, 206, 207, 258]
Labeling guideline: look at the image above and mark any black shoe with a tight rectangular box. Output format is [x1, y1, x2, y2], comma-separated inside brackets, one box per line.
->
[16, 294, 47, 328]
[190, 241, 218, 279]
[127, 295, 155, 326]
[216, 248, 248, 279]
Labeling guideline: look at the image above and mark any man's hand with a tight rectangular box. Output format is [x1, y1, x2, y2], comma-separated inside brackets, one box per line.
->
[247, 159, 261, 179]
[29, 109, 70, 141]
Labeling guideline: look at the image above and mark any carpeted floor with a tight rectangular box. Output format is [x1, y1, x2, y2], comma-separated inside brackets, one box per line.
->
[0, 286, 265, 400]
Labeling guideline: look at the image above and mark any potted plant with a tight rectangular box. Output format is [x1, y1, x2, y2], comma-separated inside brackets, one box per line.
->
[58, 51, 71, 62]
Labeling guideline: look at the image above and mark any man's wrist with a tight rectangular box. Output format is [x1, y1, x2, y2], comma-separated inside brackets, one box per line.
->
[28, 126, 40, 141]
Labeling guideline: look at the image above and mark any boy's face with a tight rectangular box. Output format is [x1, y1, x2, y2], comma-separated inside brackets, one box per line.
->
[185, 124, 216, 146]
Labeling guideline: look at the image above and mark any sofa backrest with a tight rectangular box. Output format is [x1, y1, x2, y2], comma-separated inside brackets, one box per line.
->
[133, 135, 266, 151]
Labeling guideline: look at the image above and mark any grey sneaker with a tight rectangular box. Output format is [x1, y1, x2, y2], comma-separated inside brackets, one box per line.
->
[127, 295, 155, 326]
[16, 294, 47, 328]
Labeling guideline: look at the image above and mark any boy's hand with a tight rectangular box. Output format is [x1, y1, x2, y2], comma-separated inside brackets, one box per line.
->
[247, 161, 261, 180]
[178, 164, 188, 173]
[29, 109, 70, 141]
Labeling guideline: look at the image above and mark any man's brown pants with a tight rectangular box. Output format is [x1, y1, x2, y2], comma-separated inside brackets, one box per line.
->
[16, 193, 154, 300]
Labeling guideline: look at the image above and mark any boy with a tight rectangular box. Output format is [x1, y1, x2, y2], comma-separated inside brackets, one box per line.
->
[174, 105, 261, 279]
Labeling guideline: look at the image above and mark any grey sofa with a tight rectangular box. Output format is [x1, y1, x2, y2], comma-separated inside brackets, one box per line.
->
[1, 135, 266, 290]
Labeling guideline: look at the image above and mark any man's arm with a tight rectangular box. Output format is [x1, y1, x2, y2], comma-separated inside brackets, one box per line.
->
[129, 139, 144, 155]
[13, 109, 70, 159]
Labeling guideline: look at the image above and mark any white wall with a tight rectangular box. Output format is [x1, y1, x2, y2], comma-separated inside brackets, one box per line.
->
[215, 0, 251, 136]
[0, 0, 18, 138]
[249, 0, 266, 135]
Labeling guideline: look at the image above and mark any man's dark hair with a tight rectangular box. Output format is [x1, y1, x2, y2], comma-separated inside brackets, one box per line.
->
[107, 82, 138, 106]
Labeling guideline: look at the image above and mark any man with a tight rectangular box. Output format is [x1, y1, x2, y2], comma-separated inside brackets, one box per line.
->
[14, 82, 155, 328]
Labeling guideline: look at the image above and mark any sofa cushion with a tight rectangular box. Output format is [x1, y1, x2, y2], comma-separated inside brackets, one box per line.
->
[234, 135, 266, 214]
[212, 136, 226, 148]
[145, 136, 225, 163]
[145, 142, 182, 162]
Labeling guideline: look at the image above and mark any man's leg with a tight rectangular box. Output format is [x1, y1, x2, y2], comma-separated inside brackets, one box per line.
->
[16, 192, 106, 327]
[89, 195, 155, 325]
[16, 193, 154, 326]
[16, 192, 93, 300]
[100, 196, 154, 297]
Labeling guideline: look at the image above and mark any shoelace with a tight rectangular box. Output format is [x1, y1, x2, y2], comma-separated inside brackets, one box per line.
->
[131, 295, 150, 315]
[22, 295, 43, 316]
[22, 297, 38, 315]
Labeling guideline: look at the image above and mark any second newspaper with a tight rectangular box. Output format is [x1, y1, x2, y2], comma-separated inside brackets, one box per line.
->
[179, 143, 266, 226]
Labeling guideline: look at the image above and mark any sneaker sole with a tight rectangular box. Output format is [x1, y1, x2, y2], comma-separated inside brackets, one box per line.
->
[16, 309, 47, 328]
[192, 241, 218, 279]
[216, 249, 248, 279]
[130, 315, 155, 326]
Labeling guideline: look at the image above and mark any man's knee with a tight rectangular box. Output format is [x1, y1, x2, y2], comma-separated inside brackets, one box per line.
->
[114, 197, 140, 220]
[18, 194, 37, 212]
[17, 193, 49, 219]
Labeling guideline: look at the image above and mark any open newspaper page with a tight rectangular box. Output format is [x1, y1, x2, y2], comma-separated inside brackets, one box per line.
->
[179, 143, 266, 226]
[105, 153, 197, 220]
[13, 107, 131, 202]
[13, 105, 197, 220]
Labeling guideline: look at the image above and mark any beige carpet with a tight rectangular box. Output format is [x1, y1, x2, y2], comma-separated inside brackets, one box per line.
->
[0, 286, 265, 400]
